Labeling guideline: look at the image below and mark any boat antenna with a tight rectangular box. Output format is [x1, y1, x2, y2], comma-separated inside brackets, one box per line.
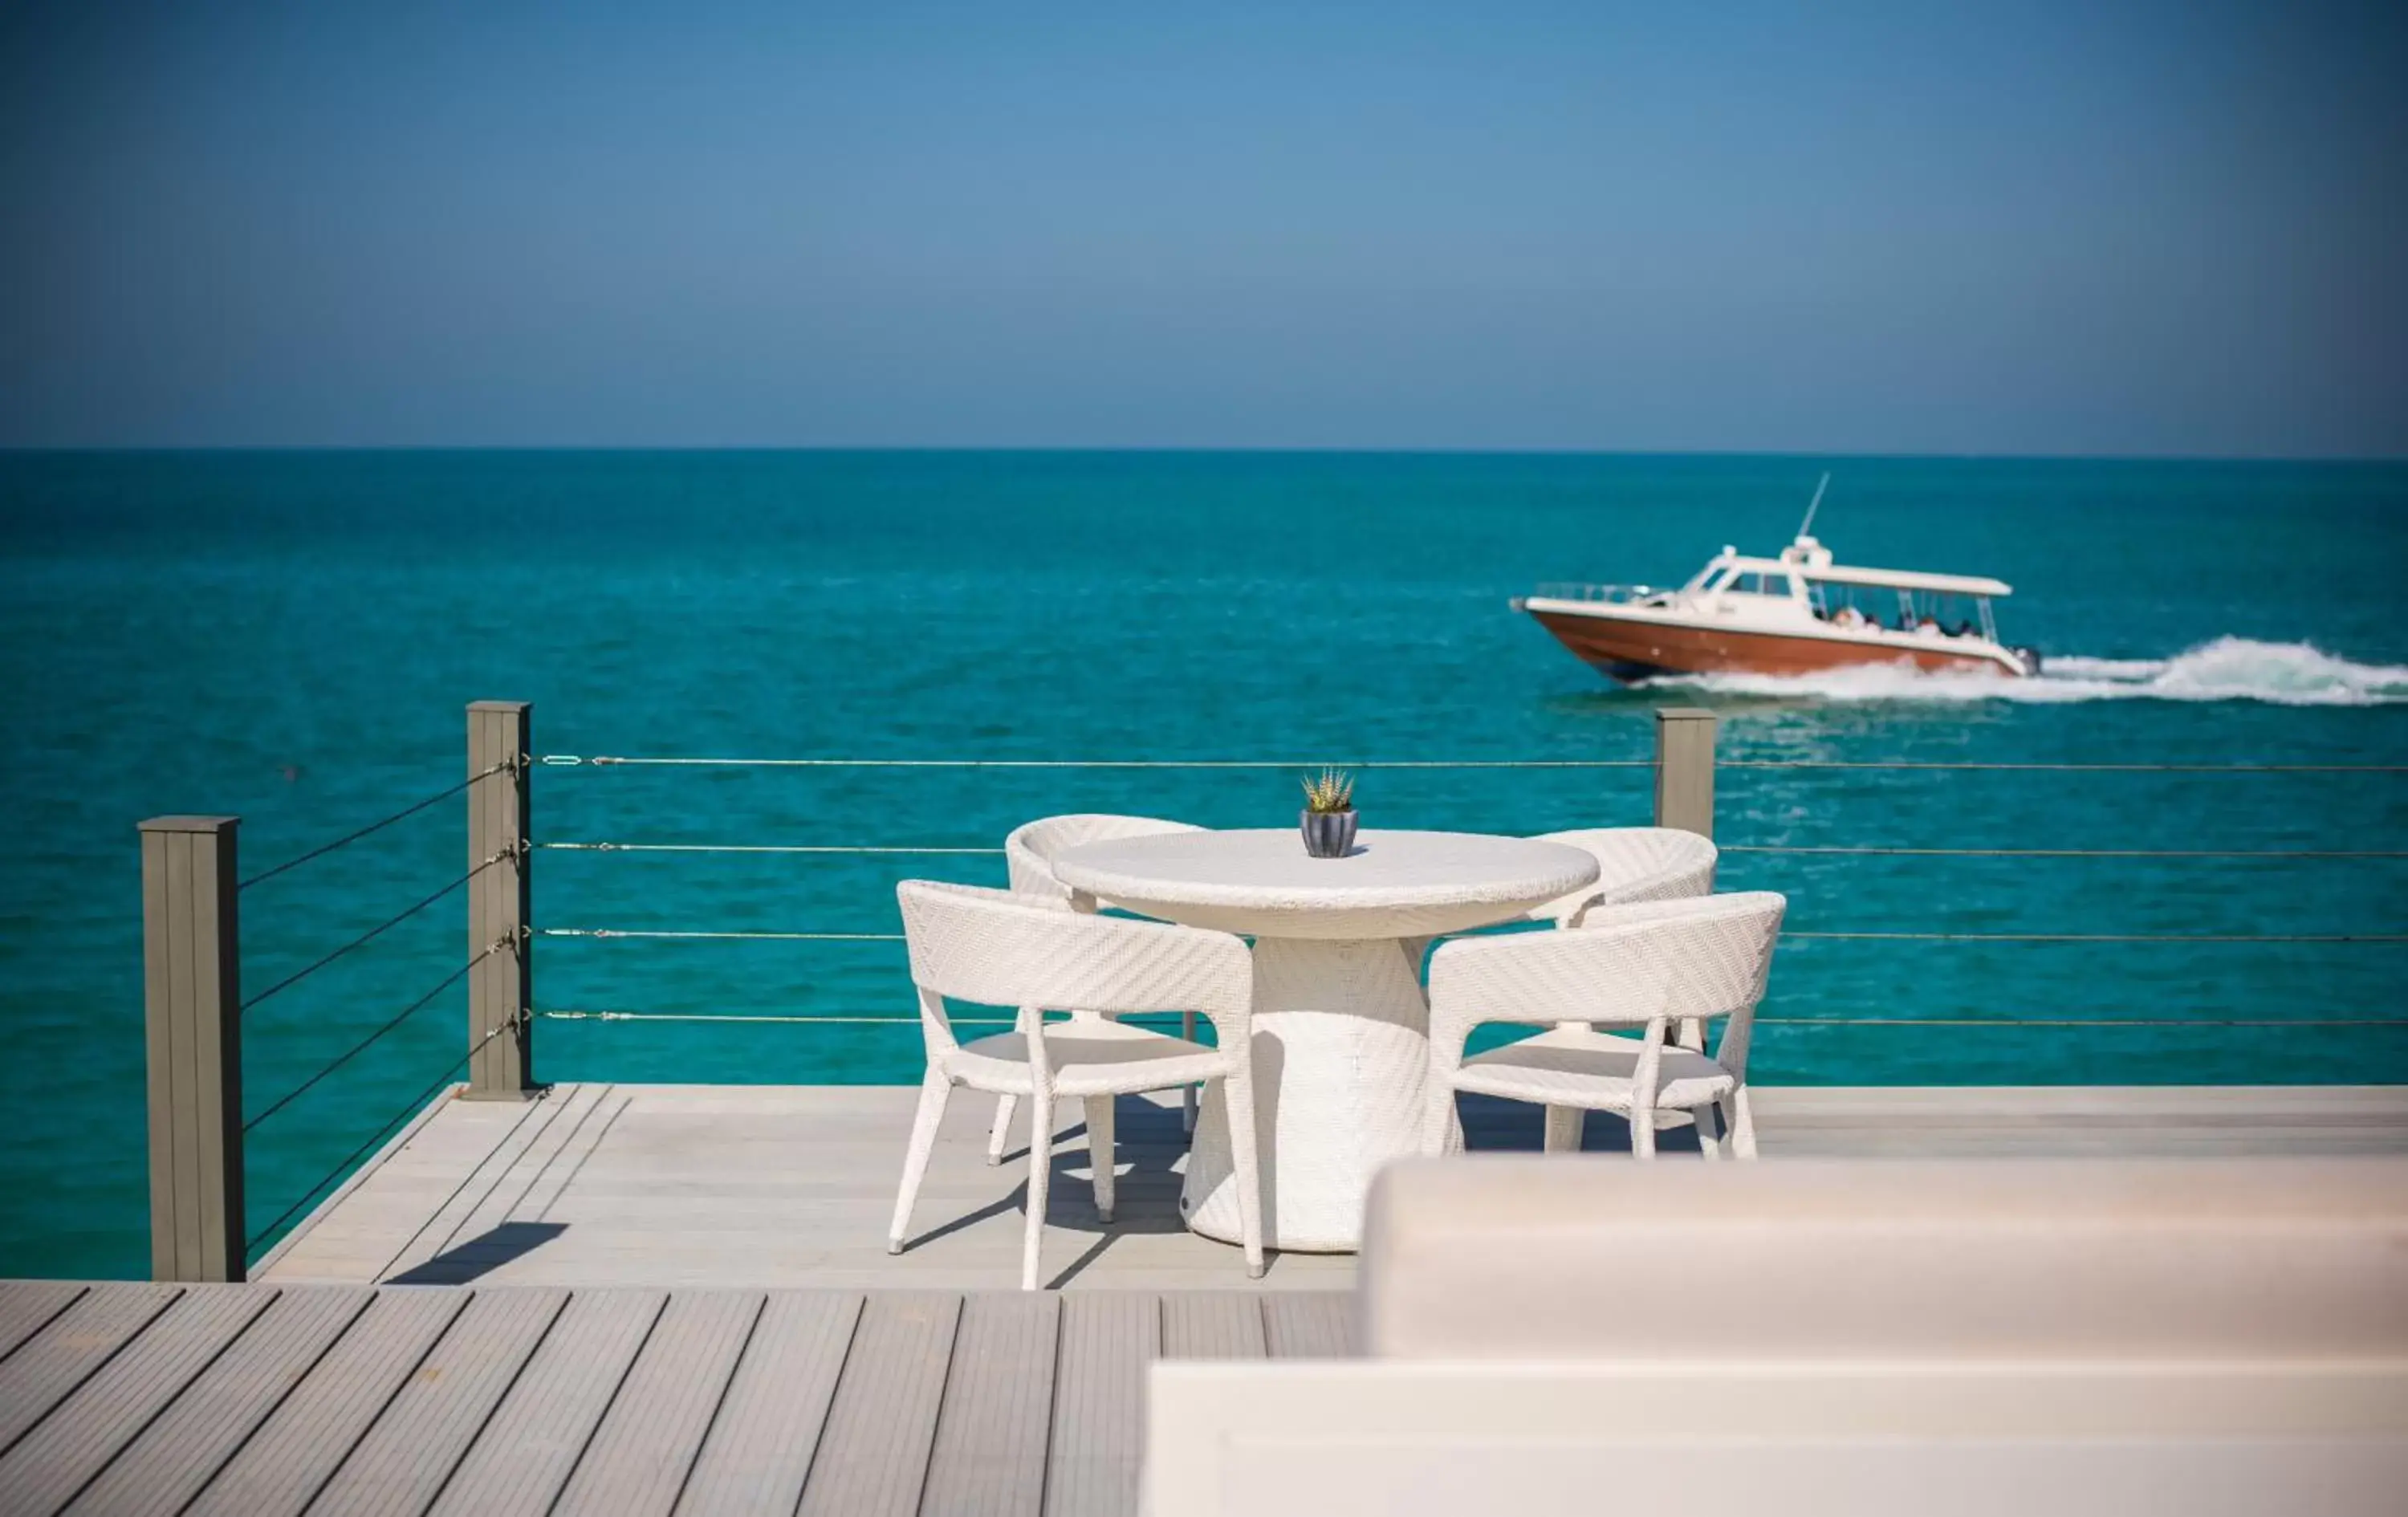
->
[1796, 471, 1831, 540]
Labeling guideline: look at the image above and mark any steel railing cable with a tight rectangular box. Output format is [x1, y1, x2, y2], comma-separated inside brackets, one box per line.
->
[240, 847, 518, 1014]
[242, 936, 515, 1137]
[539, 842, 1003, 856]
[239, 759, 515, 891]
[1724, 845, 2408, 858]
[1717, 760, 2407, 772]
[537, 925, 2402, 945]
[1781, 930, 2406, 943]
[537, 838, 2404, 861]
[535, 1007, 2405, 1030]
[534, 753, 2406, 773]
[245, 1016, 515, 1255]
[540, 928, 901, 942]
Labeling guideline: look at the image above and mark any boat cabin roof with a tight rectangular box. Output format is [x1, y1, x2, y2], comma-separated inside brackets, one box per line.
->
[1710, 539, 2011, 597]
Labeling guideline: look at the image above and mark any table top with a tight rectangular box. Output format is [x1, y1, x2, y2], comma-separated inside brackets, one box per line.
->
[1051, 828, 1599, 940]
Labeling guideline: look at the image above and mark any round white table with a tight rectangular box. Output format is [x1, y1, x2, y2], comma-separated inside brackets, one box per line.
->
[1051, 828, 1598, 1251]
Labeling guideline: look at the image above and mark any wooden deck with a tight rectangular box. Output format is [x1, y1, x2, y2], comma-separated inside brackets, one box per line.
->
[253, 1082, 2408, 1291]
[7, 1085, 2406, 1515]
[0, 1279, 1349, 1517]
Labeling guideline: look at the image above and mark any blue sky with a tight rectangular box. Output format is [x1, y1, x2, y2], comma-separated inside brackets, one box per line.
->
[2, 2, 2402, 454]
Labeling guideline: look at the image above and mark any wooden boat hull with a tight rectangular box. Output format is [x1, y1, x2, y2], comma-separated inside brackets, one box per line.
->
[1523, 606, 2021, 682]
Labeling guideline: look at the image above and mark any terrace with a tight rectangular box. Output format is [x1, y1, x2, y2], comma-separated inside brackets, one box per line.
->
[8, 699, 2401, 1515]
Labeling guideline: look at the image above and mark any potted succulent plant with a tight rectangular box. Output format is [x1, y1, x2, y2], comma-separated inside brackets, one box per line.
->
[1299, 767, 1358, 858]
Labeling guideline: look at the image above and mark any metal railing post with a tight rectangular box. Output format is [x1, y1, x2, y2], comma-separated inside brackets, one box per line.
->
[1653, 707, 1717, 839]
[140, 815, 244, 1282]
[466, 701, 536, 1099]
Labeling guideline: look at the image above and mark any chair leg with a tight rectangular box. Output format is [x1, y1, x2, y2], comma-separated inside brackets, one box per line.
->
[1022, 1089, 1055, 1291]
[1182, 1011, 1198, 1133]
[1083, 1093, 1117, 1222]
[1728, 1085, 1758, 1160]
[990, 1007, 1036, 1165]
[1693, 1100, 1723, 1160]
[1630, 1103, 1658, 1160]
[986, 1095, 1018, 1165]
[1542, 1104, 1584, 1153]
[1218, 1074, 1267, 1279]
[889, 1067, 953, 1253]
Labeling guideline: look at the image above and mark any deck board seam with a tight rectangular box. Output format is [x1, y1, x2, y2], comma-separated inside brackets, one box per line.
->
[498, 1083, 618, 1225]
[533, 1088, 633, 1225]
[249, 1087, 466, 1279]
[909, 1291, 969, 1517]
[788, 1292, 871, 1511]
[284, 1287, 478, 1517]
[0, 1285, 88, 1369]
[369, 1092, 563, 1281]
[409, 1085, 588, 1271]
[52, 1285, 287, 1515]
[0, 1285, 185, 1462]
[413, 1286, 574, 1515]
[545, 1287, 670, 1517]
[660, 1292, 770, 1516]
[122, 1288, 380, 1517]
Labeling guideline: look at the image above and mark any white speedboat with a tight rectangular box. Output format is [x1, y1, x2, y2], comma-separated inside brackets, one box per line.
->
[1512, 481, 2040, 684]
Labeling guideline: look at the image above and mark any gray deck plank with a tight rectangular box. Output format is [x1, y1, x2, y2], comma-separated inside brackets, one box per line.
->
[1043, 1293, 1158, 1517]
[0, 1284, 87, 1365]
[185, 1288, 469, 1517]
[65, 1287, 374, 1517]
[794, 1292, 962, 1517]
[673, 1291, 861, 1517]
[0, 1284, 184, 1457]
[1262, 1293, 1356, 1358]
[0, 1284, 278, 1516]
[302, 1287, 567, 1517]
[1161, 1293, 1266, 1360]
[921, 1293, 1062, 1517]
[551, 1291, 763, 1517]
[428, 1288, 664, 1516]
[254, 1084, 2408, 1292]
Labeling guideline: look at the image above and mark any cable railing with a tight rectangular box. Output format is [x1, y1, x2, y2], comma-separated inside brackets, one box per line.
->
[530, 729, 2405, 1040]
[140, 706, 537, 1282]
[538, 751, 2408, 773]
[135, 699, 2406, 1287]
[532, 1007, 2408, 1031]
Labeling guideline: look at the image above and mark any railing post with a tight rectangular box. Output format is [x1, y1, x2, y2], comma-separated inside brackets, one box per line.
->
[466, 701, 536, 1099]
[1653, 707, 1717, 839]
[140, 815, 244, 1283]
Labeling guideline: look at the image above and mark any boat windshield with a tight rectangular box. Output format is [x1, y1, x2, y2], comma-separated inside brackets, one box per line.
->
[1809, 584, 2001, 641]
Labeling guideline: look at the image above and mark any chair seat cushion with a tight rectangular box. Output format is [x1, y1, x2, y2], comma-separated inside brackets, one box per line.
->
[946, 1018, 1223, 1098]
[1453, 1026, 1735, 1111]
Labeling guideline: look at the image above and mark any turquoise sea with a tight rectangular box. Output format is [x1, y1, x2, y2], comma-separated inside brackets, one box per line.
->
[4, 450, 2405, 1279]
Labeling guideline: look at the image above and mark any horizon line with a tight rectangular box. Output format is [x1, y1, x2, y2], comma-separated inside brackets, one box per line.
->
[2, 444, 2405, 466]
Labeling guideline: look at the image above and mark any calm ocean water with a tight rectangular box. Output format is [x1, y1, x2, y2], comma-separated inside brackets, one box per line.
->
[3, 450, 2404, 1278]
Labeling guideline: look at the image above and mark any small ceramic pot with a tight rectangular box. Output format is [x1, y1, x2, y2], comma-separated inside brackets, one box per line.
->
[1300, 808, 1358, 859]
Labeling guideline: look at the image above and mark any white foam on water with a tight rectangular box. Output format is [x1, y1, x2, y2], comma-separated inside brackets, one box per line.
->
[1639, 636, 2408, 707]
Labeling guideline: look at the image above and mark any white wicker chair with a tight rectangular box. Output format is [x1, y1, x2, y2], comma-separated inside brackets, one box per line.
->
[1519, 828, 1720, 1144]
[1521, 828, 1719, 927]
[987, 813, 1206, 1162]
[889, 880, 1263, 1288]
[1424, 892, 1785, 1159]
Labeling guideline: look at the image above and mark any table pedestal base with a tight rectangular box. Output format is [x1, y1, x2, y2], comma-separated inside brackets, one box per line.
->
[1182, 936, 1462, 1252]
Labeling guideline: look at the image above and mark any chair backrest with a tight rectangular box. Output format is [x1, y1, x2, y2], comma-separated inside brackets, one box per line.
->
[896, 881, 1252, 1051]
[1429, 891, 1784, 1033]
[1523, 827, 1718, 925]
[1004, 813, 1204, 908]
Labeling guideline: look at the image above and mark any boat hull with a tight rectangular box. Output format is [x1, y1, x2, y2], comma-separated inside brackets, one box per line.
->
[1523, 605, 2023, 682]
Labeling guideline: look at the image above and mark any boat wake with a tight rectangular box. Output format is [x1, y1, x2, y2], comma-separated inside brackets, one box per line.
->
[1640, 636, 2408, 706]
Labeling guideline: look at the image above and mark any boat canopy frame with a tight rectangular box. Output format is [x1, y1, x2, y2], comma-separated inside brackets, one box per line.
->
[1690, 548, 2012, 599]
